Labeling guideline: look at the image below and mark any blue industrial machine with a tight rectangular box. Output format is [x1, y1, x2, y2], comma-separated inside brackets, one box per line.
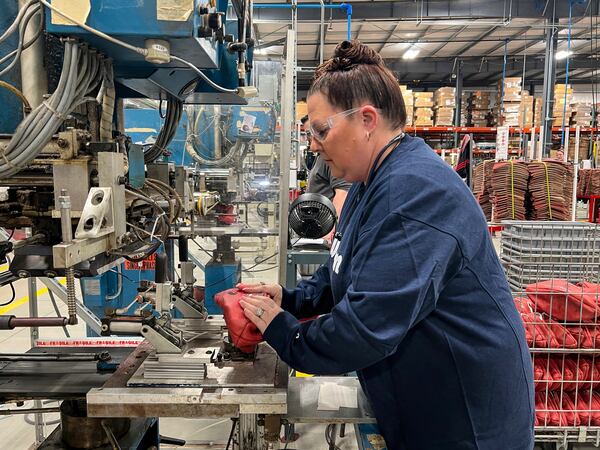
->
[38, 0, 258, 332]
[44, 0, 250, 101]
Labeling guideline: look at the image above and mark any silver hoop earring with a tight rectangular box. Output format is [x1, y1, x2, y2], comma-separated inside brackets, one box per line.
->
[366, 132, 371, 141]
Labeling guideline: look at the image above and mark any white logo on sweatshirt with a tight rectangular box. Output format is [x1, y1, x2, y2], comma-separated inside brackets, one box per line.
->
[330, 236, 343, 274]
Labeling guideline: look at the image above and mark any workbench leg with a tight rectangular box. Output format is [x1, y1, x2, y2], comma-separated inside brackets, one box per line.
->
[238, 413, 270, 450]
[27, 276, 45, 444]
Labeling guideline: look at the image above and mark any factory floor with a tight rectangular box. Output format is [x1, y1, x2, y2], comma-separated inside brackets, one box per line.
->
[0, 238, 599, 449]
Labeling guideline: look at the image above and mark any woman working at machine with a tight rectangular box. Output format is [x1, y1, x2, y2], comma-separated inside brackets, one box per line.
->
[238, 40, 534, 449]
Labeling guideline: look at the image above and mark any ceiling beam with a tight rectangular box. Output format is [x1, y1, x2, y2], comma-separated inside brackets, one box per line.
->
[378, 24, 431, 54]
[509, 25, 591, 56]
[482, 25, 536, 57]
[450, 25, 500, 58]
[427, 25, 469, 57]
[377, 21, 400, 53]
[253, 1, 594, 23]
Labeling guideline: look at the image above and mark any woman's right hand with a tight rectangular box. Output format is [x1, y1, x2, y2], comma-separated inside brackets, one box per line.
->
[236, 282, 283, 307]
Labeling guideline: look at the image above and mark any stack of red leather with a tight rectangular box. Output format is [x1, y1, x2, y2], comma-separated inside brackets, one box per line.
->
[528, 161, 574, 221]
[490, 160, 529, 221]
[533, 356, 600, 392]
[524, 280, 600, 324]
[535, 390, 600, 426]
[515, 296, 578, 349]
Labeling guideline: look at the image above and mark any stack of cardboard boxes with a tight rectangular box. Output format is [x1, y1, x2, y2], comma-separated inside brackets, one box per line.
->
[553, 84, 573, 127]
[534, 97, 543, 127]
[400, 85, 414, 126]
[570, 103, 593, 126]
[433, 87, 455, 126]
[460, 92, 470, 126]
[519, 92, 535, 128]
[414, 91, 434, 126]
[496, 77, 522, 126]
[468, 91, 493, 127]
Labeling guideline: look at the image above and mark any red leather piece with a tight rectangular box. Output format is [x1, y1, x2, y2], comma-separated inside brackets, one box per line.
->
[526, 280, 600, 323]
[533, 358, 554, 392]
[515, 297, 560, 348]
[214, 288, 264, 353]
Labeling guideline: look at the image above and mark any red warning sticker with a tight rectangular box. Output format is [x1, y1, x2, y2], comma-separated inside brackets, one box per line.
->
[124, 253, 156, 271]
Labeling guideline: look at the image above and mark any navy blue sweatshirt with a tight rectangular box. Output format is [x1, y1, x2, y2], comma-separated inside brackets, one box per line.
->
[264, 135, 534, 450]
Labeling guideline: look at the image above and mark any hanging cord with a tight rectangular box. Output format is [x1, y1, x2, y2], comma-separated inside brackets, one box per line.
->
[560, 0, 573, 149]
[542, 162, 553, 220]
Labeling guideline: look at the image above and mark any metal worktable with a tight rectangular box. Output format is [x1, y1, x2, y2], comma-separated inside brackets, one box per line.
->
[0, 346, 134, 402]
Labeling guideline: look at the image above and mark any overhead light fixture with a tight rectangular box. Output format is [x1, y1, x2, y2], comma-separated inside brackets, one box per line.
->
[555, 50, 573, 60]
[402, 47, 420, 60]
[254, 48, 267, 55]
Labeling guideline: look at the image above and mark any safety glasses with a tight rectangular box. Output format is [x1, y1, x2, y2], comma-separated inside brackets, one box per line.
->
[308, 107, 363, 142]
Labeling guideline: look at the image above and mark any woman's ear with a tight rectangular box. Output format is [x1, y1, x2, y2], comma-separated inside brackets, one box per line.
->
[360, 105, 378, 133]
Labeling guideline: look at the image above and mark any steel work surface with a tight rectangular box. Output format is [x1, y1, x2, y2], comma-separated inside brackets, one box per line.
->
[0, 346, 134, 402]
[87, 342, 288, 418]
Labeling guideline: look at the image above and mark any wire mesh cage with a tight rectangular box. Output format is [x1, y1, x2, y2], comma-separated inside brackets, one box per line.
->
[501, 221, 600, 448]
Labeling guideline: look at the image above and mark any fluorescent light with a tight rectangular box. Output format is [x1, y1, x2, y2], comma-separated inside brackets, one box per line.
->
[555, 50, 572, 60]
[402, 47, 420, 60]
[254, 48, 266, 55]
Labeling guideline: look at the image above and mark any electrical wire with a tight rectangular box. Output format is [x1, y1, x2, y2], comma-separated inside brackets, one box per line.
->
[0, 3, 42, 77]
[143, 94, 183, 163]
[202, 252, 279, 289]
[0, 41, 108, 178]
[0, 0, 38, 46]
[171, 55, 239, 95]
[114, 189, 170, 262]
[0, 81, 31, 113]
[0, 283, 16, 307]
[191, 238, 214, 258]
[109, 269, 136, 283]
[325, 424, 342, 450]
[225, 418, 238, 450]
[5, 229, 15, 241]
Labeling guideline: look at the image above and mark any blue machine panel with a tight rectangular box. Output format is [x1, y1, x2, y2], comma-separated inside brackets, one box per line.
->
[45, 0, 219, 70]
[81, 262, 155, 336]
[0, 1, 24, 133]
[204, 259, 241, 314]
[124, 108, 193, 165]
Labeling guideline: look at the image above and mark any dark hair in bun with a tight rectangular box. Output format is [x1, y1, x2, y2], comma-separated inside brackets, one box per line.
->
[316, 40, 383, 75]
[309, 40, 406, 129]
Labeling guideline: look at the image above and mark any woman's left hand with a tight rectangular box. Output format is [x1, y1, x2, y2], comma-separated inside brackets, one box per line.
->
[240, 294, 283, 333]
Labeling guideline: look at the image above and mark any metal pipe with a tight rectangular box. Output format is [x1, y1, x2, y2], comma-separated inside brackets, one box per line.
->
[254, 4, 348, 9]
[560, 0, 573, 148]
[58, 190, 78, 325]
[253, 3, 352, 41]
[0, 407, 61, 416]
[319, 0, 324, 65]
[0, 352, 105, 361]
[8, 317, 67, 328]
[105, 264, 122, 301]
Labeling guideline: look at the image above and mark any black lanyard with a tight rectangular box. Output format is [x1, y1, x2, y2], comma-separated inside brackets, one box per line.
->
[336, 132, 406, 241]
[366, 132, 405, 186]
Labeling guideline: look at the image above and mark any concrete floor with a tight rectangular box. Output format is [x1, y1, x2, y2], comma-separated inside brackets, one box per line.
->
[0, 239, 599, 449]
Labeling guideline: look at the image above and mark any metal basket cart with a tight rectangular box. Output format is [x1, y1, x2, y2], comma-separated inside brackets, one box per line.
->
[501, 221, 600, 450]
